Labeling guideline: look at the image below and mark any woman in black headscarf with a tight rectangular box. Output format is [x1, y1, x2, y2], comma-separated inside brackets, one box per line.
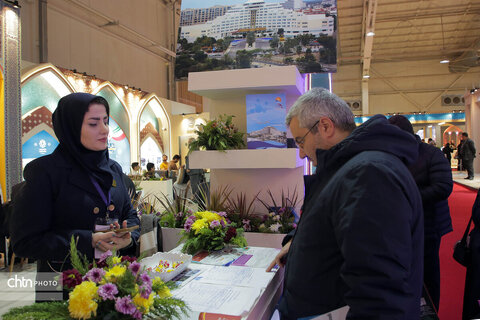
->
[11, 93, 140, 276]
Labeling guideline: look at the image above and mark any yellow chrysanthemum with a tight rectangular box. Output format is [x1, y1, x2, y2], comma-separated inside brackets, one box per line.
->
[156, 285, 172, 298]
[192, 219, 209, 234]
[133, 292, 154, 313]
[152, 277, 164, 287]
[68, 281, 98, 320]
[105, 265, 126, 281]
[111, 256, 121, 264]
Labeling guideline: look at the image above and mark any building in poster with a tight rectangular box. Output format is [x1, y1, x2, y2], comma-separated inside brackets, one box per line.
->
[246, 93, 287, 149]
[180, 0, 335, 42]
[176, 0, 337, 78]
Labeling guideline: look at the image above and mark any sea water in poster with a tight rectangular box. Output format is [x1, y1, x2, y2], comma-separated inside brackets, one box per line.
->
[246, 93, 287, 149]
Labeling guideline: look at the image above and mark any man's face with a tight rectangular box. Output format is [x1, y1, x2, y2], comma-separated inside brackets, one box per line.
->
[289, 117, 323, 166]
[174, 158, 179, 163]
[162, 155, 167, 162]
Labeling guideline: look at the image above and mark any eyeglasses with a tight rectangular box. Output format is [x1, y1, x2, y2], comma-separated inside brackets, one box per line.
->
[295, 120, 319, 148]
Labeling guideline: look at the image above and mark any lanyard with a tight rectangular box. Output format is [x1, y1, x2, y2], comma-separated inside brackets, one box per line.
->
[89, 176, 111, 208]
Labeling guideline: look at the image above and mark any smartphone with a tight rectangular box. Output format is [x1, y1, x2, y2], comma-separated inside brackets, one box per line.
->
[113, 225, 139, 233]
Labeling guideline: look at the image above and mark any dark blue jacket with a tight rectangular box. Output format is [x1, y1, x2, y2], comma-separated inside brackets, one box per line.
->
[10, 147, 140, 272]
[279, 115, 424, 319]
[408, 136, 453, 236]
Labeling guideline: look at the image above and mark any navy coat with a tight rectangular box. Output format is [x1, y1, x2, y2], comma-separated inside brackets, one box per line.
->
[408, 136, 453, 236]
[279, 115, 424, 319]
[10, 147, 140, 272]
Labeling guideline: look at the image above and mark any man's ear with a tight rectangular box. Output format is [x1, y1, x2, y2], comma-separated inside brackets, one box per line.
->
[318, 117, 335, 137]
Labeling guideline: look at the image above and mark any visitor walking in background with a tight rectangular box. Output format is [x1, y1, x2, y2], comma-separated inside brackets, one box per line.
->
[443, 142, 453, 166]
[460, 132, 476, 180]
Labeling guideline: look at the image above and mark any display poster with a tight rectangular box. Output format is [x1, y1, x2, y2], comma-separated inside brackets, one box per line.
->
[246, 93, 287, 149]
[176, 0, 338, 79]
[22, 130, 59, 169]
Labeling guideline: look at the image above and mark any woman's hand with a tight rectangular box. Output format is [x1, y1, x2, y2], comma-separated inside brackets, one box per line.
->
[92, 220, 133, 251]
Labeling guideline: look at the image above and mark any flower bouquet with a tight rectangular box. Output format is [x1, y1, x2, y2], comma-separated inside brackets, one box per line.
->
[180, 211, 248, 254]
[188, 114, 245, 152]
[3, 237, 188, 320]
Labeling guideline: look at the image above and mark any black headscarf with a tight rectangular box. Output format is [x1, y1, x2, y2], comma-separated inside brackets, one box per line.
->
[52, 92, 113, 192]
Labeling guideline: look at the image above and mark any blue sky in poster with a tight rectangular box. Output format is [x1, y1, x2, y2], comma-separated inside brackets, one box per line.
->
[182, 0, 280, 9]
[246, 93, 287, 132]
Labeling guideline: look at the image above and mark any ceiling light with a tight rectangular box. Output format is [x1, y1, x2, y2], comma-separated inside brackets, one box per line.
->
[363, 75, 370, 79]
[440, 59, 450, 64]
[438, 122, 445, 125]
[366, 31, 375, 37]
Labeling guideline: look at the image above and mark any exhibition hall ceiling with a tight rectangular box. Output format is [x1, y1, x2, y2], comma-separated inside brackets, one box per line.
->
[337, 0, 480, 68]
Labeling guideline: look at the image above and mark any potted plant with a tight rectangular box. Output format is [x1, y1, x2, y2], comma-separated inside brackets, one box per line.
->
[188, 114, 245, 152]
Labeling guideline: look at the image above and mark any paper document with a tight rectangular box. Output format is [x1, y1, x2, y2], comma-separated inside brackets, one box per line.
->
[232, 247, 280, 269]
[193, 265, 275, 288]
[173, 281, 261, 316]
[191, 250, 240, 266]
[171, 263, 212, 288]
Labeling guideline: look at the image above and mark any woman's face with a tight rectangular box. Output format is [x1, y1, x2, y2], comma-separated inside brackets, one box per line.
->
[81, 103, 109, 151]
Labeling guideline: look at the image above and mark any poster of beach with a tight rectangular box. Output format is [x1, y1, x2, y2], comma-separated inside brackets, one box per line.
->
[246, 93, 287, 149]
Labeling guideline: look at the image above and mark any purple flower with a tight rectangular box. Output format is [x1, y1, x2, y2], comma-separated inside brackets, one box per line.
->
[132, 310, 143, 320]
[83, 268, 105, 283]
[128, 261, 141, 276]
[98, 283, 118, 300]
[139, 272, 151, 285]
[293, 223, 297, 228]
[99, 250, 113, 262]
[220, 219, 225, 227]
[217, 211, 227, 217]
[210, 220, 221, 228]
[175, 211, 184, 220]
[139, 283, 152, 299]
[184, 215, 196, 232]
[115, 295, 137, 315]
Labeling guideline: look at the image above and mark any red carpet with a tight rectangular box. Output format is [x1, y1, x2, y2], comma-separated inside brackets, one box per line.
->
[439, 183, 477, 319]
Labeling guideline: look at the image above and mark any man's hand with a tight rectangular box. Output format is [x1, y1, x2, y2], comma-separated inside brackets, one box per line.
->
[266, 240, 292, 272]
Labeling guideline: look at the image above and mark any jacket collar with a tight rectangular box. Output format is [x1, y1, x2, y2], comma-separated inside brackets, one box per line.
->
[51, 148, 114, 197]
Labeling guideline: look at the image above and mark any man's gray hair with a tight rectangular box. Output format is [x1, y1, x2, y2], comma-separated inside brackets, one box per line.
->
[286, 88, 356, 132]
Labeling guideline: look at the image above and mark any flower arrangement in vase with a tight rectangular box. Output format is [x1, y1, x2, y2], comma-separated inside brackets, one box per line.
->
[188, 114, 245, 152]
[180, 211, 247, 255]
[3, 237, 188, 320]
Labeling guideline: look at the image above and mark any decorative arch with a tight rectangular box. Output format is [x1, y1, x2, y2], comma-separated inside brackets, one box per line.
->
[21, 63, 75, 115]
[138, 94, 171, 158]
[443, 124, 463, 146]
[140, 123, 164, 151]
[92, 81, 131, 139]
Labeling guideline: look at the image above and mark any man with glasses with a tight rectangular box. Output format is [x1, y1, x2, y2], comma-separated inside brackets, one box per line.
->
[267, 88, 424, 319]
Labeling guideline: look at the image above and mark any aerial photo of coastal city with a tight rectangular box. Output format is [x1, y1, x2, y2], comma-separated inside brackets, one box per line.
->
[176, 0, 337, 79]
